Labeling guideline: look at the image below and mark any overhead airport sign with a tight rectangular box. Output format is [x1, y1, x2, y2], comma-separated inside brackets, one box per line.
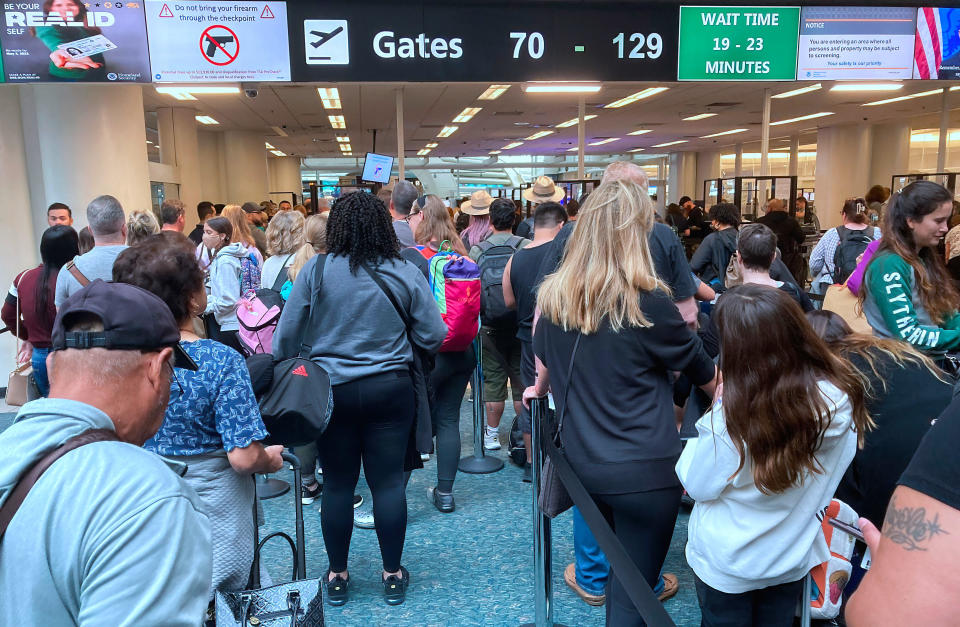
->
[797, 7, 916, 80]
[678, 6, 801, 81]
[288, 3, 679, 82]
[145, 0, 290, 82]
[0, 0, 151, 82]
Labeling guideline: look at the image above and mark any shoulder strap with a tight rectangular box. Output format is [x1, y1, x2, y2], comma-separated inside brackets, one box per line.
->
[360, 263, 410, 329]
[65, 260, 91, 287]
[0, 429, 119, 539]
[507, 235, 524, 249]
[555, 333, 582, 438]
[270, 254, 294, 293]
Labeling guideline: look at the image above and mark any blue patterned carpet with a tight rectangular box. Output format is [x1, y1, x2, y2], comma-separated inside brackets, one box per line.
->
[0, 400, 704, 626]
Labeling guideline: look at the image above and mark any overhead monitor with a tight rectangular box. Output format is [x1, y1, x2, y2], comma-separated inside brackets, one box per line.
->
[915, 8, 960, 79]
[362, 153, 394, 184]
[797, 7, 916, 80]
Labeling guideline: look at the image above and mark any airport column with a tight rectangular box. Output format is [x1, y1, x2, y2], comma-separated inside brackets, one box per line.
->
[156, 106, 204, 227]
[815, 124, 871, 230]
[0, 85, 41, 381]
[937, 88, 951, 172]
[668, 152, 697, 201]
[789, 135, 800, 177]
[18, 84, 152, 225]
[268, 156, 303, 203]
[223, 130, 270, 203]
[869, 122, 910, 191]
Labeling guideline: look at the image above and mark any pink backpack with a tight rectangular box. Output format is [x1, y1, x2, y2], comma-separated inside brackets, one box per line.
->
[236, 261, 290, 356]
[426, 249, 481, 352]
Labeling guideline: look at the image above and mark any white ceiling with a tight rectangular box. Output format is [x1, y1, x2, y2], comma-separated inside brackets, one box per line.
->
[141, 81, 960, 160]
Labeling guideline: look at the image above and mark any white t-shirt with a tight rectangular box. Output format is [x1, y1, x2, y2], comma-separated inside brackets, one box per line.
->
[676, 380, 856, 594]
[261, 253, 296, 291]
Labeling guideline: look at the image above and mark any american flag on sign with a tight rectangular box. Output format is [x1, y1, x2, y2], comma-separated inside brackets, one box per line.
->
[915, 8, 943, 79]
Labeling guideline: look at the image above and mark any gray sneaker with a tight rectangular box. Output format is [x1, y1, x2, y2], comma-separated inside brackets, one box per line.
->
[354, 508, 375, 529]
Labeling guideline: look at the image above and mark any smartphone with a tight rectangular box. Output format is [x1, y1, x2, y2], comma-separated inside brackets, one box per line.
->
[829, 517, 865, 542]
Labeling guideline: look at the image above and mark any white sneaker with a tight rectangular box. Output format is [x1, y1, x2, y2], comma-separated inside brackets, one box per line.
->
[484, 428, 501, 451]
[354, 509, 375, 529]
[420, 453, 431, 462]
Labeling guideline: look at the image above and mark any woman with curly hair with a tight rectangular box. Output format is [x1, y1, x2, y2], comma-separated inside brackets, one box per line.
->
[273, 192, 446, 607]
[261, 210, 305, 291]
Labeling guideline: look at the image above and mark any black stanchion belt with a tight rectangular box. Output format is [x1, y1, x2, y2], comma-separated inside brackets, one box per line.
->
[540, 420, 675, 627]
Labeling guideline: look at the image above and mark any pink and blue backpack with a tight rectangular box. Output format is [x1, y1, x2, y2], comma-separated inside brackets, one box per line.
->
[424, 246, 481, 352]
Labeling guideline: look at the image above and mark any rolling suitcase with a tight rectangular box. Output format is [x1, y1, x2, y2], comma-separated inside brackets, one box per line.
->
[215, 451, 324, 626]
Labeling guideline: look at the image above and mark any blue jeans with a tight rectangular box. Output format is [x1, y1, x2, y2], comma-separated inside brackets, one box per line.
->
[31, 347, 51, 397]
[573, 506, 665, 596]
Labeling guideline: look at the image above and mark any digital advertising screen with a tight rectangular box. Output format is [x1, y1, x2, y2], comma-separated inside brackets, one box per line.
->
[144, 0, 290, 82]
[362, 153, 394, 184]
[0, 0, 151, 82]
[915, 7, 960, 79]
[797, 7, 917, 80]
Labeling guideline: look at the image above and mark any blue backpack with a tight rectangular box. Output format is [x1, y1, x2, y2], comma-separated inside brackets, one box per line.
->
[239, 253, 262, 296]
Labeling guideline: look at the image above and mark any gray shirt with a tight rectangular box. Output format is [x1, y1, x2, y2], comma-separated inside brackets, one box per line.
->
[393, 220, 416, 248]
[273, 254, 446, 384]
[54, 245, 129, 308]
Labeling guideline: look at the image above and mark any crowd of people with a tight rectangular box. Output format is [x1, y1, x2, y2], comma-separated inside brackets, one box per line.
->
[2, 166, 960, 627]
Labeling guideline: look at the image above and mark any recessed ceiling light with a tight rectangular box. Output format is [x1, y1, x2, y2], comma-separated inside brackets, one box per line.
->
[605, 87, 668, 109]
[556, 114, 597, 128]
[771, 84, 822, 99]
[425, 142, 439, 148]
[270, 150, 287, 157]
[628, 129, 652, 136]
[146, 140, 153, 144]
[770, 112, 834, 126]
[501, 141, 525, 150]
[156, 86, 239, 100]
[862, 87, 960, 106]
[525, 130, 555, 140]
[328, 115, 346, 129]
[452, 107, 482, 123]
[195, 115, 219, 125]
[478, 84, 511, 100]
[524, 82, 602, 93]
[417, 148, 432, 156]
[651, 140, 688, 148]
[339, 143, 353, 152]
[567, 146, 580, 152]
[437, 126, 459, 138]
[317, 87, 342, 109]
[264, 142, 275, 149]
[589, 137, 620, 146]
[831, 83, 902, 92]
[682, 113, 717, 121]
[336, 136, 350, 143]
[489, 150, 502, 154]
[627, 148, 645, 152]
[701, 128, 749, 138]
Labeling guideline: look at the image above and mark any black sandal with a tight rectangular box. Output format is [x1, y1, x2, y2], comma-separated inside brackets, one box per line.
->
[382, 566, 410, 606]
[326, 571, 349, 606]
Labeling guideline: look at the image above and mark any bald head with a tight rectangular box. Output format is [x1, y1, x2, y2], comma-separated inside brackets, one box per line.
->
[766, 198, 785, 213]
[602, 161, 649, 190]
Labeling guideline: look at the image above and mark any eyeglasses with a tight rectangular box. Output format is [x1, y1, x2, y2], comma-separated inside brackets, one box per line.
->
[166, 360, 184, 396]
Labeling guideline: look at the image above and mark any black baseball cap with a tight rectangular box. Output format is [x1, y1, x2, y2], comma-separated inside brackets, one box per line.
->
[51, 280, 198, 371]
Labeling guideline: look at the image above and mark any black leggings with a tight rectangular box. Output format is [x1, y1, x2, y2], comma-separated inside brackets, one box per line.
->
[430, 347, 475, 493]
[593, 487, 681, 627]
[318, 371, 414, 573]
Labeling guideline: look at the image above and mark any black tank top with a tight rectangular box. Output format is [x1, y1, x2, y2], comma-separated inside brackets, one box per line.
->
[509, 243, 553, 343]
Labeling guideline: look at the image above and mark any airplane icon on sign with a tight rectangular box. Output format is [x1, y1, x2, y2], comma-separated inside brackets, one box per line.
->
[309, 26, 343, 52]
[304, 20, 349, 64]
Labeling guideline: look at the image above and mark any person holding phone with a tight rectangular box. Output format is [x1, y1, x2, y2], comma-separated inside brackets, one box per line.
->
[677, 285, 871, 626]
[31, 0, 107, 81]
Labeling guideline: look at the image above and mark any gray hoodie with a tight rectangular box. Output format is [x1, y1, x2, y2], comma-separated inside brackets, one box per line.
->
[0, 398, 211, 625]
[205, 242, 250, 331]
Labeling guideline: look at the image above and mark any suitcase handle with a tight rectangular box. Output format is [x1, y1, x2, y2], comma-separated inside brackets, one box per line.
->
[248, 451, 306, 588]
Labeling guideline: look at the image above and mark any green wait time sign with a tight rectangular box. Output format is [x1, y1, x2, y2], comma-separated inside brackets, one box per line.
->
[678, 6, 800, 81]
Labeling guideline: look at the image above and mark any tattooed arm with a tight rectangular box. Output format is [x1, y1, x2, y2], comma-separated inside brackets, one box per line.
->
[846, 486, 960, 626]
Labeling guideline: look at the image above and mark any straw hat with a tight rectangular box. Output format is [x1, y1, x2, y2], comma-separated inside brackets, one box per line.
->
[460, 190, 495, 215]
[522, 176, 566, 204]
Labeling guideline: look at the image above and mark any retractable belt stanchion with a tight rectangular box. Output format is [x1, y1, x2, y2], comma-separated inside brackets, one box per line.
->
[521, 397, 566, 627]
[459, 335, 504, 474]
[800, 573, 812, 627]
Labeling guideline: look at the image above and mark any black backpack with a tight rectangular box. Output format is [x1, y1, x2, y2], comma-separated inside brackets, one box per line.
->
[475, 235, 524, 327]
[832, 226, 875, 285]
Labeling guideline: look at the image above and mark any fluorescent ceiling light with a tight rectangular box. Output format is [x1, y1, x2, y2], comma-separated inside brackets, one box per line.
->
[478, 84, 511, 100]
[195, 115, 218, 125]
[270, 150, 287, 157]
[682, 113, 717, 121]
[651, 140, 688, 148]
[425, 142, 439, 148]
[328, 115, 346, 129]
[701, 128, 748, 138]
[589, 137, 620, 146]
[772, 83, 822, 99]
[342, 152, 353, 156]
[417, 148, 432, 156]
[556, 114, 597, 128]
[264, 142, 275, 149]
[317, 87, 342, 109]
[524, 130, 555, 140]
[861, 87, 960, 106]
[155, 86, 239, 100]
[831, 83, 902, 92]
[627, 148, 645, 153]
[604, 87, 668, 109]
[566, 147, 580, 152]
[437, 126, 459, 138]
[501, 141, 524, 150]
[488, 150, 502, 154]
[770, 112, 834, 126]
[628, 129, 652, 136]
[336, 136, 350, 143]
[524, 82, 602, 93]
[146, 140, 153, 144]
[452, 107, 482, 123]
[339, 143, 352, 152]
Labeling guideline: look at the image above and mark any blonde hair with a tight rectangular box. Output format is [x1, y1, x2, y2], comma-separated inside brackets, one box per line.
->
[415, 195, 468, 255]
[266, 210, 305, 256]
[293, 204, 308, 217]
[537, 179, 667, 333]
[126, 209, 160, 245]
[289, 213, 328, 283]
[221, 205, 256, 248]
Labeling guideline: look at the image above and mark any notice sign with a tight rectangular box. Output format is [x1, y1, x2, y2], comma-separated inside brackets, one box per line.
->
[145, 0, 290, 82]
[0, 0, 150, 82]
[797, 7, 916, 80]
[678, 6, 800, 80]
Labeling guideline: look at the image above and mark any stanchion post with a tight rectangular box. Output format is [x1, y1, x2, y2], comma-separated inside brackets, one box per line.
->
[459, 335, 504, 474]
[800, 572, 812, 627]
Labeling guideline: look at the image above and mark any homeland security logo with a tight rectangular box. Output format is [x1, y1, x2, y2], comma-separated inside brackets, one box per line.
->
[107, 72, 118, 80]
[304, 20, 349, 65]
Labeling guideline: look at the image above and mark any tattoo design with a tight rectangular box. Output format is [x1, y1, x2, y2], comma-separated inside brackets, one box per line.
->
[883, 496, 949, 551]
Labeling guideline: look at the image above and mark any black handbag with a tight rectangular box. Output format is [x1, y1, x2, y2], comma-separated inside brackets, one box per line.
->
[538, 333, 581, 519]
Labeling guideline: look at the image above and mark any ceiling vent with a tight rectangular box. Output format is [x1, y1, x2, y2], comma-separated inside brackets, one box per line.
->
[704, 102, 741, 108]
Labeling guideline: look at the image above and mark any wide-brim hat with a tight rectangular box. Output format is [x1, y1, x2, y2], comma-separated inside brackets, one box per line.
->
[523, 176, 565, 204]
[460, 190, 494, 215]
